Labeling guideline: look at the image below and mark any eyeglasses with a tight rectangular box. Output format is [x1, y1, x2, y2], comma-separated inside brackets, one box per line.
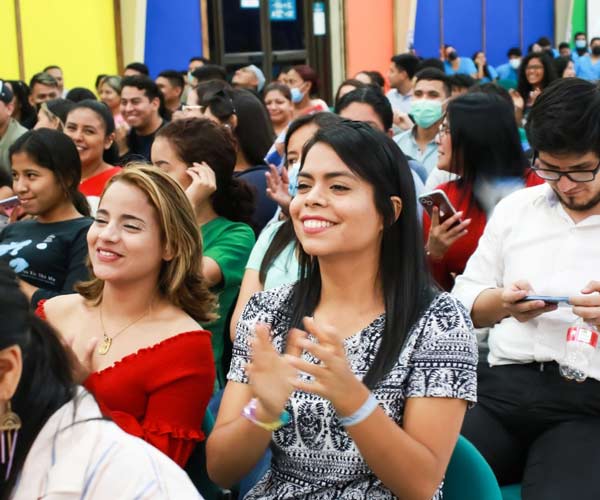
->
[438, 122, 450, 136]
[526, 65, 544, 71]
[531, 151, 600, 183]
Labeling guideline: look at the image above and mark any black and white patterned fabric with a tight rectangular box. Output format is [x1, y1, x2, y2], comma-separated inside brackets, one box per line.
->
[228, 284, 478, 499]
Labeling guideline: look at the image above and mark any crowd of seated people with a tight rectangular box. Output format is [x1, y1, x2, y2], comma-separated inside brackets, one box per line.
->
[1, 36, 599, 499]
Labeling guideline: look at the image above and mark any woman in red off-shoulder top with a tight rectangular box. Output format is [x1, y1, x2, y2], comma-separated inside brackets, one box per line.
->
[423, 93, 544, 291]
[38, 166, 217, 467]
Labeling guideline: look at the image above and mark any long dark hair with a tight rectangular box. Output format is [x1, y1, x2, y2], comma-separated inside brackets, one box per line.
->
[9, 129, 91, 217]
[67, 99, 119, 165]
[472, 51, 492, 80]
[289, 121, 436, 388]
[0, 262, 75, 499]
[7, 80, 36, 129]
[156, 118, 255, 224]
[446, 93, 528, 204]
[517, 53, 556, 108]
[258, 113, 343, 284]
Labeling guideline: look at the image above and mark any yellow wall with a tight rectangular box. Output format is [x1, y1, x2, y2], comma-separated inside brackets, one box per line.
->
[16, 0, 118, 89]
[0, 0, 20, 79]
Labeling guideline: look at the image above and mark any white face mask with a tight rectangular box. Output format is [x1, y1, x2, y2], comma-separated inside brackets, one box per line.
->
[509, 58, 521, 70]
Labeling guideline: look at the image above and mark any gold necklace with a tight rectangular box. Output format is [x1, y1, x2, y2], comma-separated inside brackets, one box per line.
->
[98, 303, 151, 355]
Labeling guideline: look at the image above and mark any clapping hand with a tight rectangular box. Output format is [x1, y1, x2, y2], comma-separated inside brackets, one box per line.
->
[246, 323, 304, 421]
[288, 317, 370, 418]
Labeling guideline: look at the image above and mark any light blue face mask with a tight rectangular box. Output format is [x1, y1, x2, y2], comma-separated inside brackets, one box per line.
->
[575, 40, 587, 49]
[409, 99, 444, 129]
[287, 161, 301, 196]
[290, 87, 304, 104]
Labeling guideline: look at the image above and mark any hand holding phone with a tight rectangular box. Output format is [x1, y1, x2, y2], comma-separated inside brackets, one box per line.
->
[420, 190, 471, 260]
[0, 196, 20, 216]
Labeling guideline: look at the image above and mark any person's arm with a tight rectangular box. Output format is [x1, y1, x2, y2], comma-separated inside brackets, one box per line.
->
[229, 222, 283, 339]
[207, 296, 304, 487]
[30, 221, 91, 307]
[202, 256, 223, 288]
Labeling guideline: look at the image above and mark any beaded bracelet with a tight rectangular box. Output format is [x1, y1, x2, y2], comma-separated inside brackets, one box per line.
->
[338, 393, 379, 427]
[242, 398, 291, 431]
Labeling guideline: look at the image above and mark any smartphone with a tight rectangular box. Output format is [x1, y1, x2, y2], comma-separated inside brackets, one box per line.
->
[518, 295, 570, 304]
[418, 190, 459, 225]
[0, 196, 20, 211]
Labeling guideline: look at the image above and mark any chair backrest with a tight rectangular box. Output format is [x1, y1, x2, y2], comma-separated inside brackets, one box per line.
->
[442, 435, 503, 500]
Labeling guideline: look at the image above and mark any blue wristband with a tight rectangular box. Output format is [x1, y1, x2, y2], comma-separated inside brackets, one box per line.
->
[338, 393, 379, 427]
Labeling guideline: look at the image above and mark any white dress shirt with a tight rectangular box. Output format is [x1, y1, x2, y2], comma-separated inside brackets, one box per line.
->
[12, 389, 203, 499]
[453, 183, 600, 380]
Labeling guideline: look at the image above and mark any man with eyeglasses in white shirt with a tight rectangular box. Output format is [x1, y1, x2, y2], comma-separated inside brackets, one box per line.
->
[453, 78, 600, 500]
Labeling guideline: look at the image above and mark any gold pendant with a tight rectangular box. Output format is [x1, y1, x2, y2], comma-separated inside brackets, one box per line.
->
[98, 335, 112, 355]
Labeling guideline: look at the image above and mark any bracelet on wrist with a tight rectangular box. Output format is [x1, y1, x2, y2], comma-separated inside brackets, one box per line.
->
[242, 398, 290, 432]
[338, 393, 379, 427]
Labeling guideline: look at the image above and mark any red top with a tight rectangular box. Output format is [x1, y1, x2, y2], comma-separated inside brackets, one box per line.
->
[36, 300, 215, 467]
[423, 170, 544, 291]
[79, 167, 122, 197]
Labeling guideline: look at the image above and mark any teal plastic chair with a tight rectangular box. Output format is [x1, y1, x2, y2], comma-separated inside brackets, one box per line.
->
[501, 484, 522, 500]
[443, 436, 503, 500]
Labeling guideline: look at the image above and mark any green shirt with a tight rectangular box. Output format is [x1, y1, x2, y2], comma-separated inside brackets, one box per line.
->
[201, 216, 255, 387]
[0, 119, 28, 176]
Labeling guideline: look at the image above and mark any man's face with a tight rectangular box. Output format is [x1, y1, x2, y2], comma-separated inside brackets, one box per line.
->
[0, 101, 14, 130]
[232, 67, 258, 89]
[46, 68, 64, 93]
[120, 86, 159, 129]
[155, 77, 182, 103]
[388, 63, 405, 89]
[29, 83, 59, 107]
[538, 151, 600, 214]
[559, 47, 571, 57]
[413, 79, 447, 103]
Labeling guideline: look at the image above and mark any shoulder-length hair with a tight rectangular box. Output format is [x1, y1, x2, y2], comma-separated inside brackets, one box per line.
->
[76, 165, 217, 324]
[446, 93, 528, 196]
[290, 120, 437, 388]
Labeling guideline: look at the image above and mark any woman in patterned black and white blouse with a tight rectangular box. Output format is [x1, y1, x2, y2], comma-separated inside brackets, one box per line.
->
[207, 120, 478, 499]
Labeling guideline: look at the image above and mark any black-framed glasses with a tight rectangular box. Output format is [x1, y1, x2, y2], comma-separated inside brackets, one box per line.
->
[530, 151, 600, 183]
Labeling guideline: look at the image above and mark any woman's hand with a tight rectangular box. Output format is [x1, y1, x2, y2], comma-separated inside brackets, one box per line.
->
[393, 111, 414, 131]
[246, 323, 304, 421]
[64, 336, 98, 384]
[509, 89, 524, 111]
[115, 123, 130, 156]
[426, 207, 471, 260]
[185, 162, 217, 214]
[288, 317, 370, 417]
[265, 164, 292, 214]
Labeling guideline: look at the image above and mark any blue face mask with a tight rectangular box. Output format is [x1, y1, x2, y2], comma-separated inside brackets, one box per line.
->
[290, 87, 304, 104]
[576, 40, 587, 49]
[409, 99, 444, 129]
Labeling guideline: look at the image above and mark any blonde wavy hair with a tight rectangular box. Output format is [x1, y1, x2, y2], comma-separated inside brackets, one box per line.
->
[76, 164, 217, 324]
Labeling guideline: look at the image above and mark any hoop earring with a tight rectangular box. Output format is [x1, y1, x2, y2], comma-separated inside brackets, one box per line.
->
[0, 401, 21, 480]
